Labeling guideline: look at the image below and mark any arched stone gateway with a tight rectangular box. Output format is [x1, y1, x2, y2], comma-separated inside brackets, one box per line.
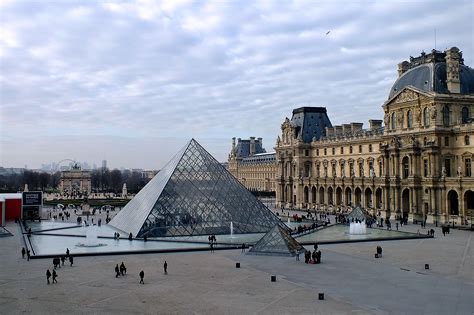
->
[375, 188, 383, 209]
[354, 187, 362, 207]
[402, 189, 410, 219]
[365, 188, 372, 208]
[304, 186, 309, 204]
[448, 190, 459, 216]
[464, 190, 474, 225]
[345, 187, 352, 206]
[319, 187, 325, 205]
[311, 186, 317, 205]
[336, 187, 343, 206]
[327, 187, 333, 205]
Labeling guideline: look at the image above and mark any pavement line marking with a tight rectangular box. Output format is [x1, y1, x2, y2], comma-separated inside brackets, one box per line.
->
[86, 290, 131, 307]
[457, 233, 472, 276]
[255, 287, 298, 314]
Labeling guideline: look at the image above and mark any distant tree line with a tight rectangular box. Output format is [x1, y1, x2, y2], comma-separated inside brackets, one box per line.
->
[0, 168, 151, 195]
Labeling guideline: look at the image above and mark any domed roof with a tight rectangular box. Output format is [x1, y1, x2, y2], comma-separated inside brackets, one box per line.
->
[389, 51, 474, 99]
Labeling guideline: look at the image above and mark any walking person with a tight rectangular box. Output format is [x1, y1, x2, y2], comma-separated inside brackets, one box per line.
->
[164, 261, 168, 274]
[296, 250, 300, 261]
[66, 248, 70, 257]
[139, 270, 145, 284]
[21, 247, 26, 259]
[241, 243, 246, 253]
[46, 269, 51, 284]
[115, 264, 120, 278]
[69, 255, 74, 266]
[52, 270, 58, 283]
[120, 262, 126, 276]
[26, 249, 30, 261]
[61, 256, 65, 266]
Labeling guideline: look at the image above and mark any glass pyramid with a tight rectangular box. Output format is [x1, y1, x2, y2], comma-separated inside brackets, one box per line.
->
[248, 224, 303, 257]
[110, 139, 281, 238]
[347, 206, 368, 222]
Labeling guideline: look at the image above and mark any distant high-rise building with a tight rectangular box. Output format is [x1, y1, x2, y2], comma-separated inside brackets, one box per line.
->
[102, 160, 107, 169]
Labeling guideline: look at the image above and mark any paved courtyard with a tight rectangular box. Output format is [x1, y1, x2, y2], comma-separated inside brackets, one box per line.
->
[0, 221, 473, 314]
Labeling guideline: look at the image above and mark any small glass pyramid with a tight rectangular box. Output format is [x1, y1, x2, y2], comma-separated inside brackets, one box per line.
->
[347, 206, 367, 222]
[248, 224, 303, 257]
[110, 139, 281, 237]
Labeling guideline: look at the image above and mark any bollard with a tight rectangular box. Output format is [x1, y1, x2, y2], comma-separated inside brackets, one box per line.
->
[318, 293, 324, 300]
[425, 264, 429, 270]
[271, 275, 276, 282]
[236, 262, 240, 268]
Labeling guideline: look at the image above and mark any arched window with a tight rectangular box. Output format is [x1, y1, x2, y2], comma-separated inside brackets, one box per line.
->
[462, 107, 470, 124]
[407, 110, 413, 128]
[442, 106, 450, 126]
[423, 107, 430, 127]
[391, 112, 396, 130]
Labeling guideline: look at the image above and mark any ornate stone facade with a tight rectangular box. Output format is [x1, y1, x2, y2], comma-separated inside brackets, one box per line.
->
[275, 47, 474, 225]
[228, 137, 276, 192]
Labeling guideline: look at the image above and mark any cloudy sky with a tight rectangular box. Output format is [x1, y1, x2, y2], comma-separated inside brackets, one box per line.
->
[1, 0, 473, 170]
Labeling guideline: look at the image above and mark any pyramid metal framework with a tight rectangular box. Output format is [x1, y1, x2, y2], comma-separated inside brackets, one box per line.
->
[346, 206, 367, 222]
[247, 224, 303, 257]
[110, 139, 281, 238]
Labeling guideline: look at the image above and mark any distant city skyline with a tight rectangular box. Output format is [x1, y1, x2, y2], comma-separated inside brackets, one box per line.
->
[1, 0, 473, 169]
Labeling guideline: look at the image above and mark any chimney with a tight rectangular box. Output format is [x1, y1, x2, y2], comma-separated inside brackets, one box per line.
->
[342, 124, 352, 134]
[397, 61, 409, 77]
[445, 47, 461, 93]
[369, 120, 383, 130]
[249, 137, 256, 156]
[232, 137, 236, 151]
[334, 125, 343, 136]
[325, 126, 334, 137]
[350, 122, 363, 133]
[257, 137, 263, 147]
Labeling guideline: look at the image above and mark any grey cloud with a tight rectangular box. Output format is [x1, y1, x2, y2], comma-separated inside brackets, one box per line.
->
[1, 0, 472, 169]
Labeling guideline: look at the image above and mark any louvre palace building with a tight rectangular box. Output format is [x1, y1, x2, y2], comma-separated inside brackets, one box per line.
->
[230, 47, 474, 225]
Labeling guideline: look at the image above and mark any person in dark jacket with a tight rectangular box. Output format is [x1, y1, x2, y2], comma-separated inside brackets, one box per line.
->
[46, 269, 51, 284]
[120, 262, 126, 276]
[139, 270, 144, 284]
[52, 270, 58, 283]
[69, 255, 74, 266]
[115, 264, 120, 277]
[164, 261, 168, 274]
[21, 247, 26, 259]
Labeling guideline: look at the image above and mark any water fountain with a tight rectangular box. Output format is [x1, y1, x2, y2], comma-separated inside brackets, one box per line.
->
[349, 221, 367, 235]
[230, 221, 234, 238]
[77, 224, 107, 248]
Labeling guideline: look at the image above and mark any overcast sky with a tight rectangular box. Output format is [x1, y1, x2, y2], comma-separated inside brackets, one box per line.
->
[1, 0, 473, 170]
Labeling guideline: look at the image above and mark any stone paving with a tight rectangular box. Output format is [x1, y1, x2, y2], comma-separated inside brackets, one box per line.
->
[1, 219, 473, 314]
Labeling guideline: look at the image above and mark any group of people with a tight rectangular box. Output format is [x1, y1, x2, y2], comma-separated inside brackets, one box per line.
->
[52, 248, 74, 268]
[113, 232, 121, 240]
[296, 244, 321, 264]
[115, 261, 168, 284]
[208, 235, 217, 252]
[45, 269, 58, 284]
[291, 222, 322, 235]
[21, 247, 31, 261]
[115, 262, 127, 277]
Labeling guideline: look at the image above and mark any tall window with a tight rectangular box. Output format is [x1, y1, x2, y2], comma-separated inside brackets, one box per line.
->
[391, 112, 396, 130]
[359, 145, 362, 153]
[407, 110, 413, 128]
[465, 135, 470, 146]
[444, 159, 451, 177]
[423, 107, 430, 127]
[369, 144, 372, 152]
[349, 146, 353, 153]
[403, 157, 409, 178]
[316, 149, 319, 156]
[462, 107, 470, 124]
[423, 159, 429, 177]
[442, 106, 450, 126]
[340, 147, 344, 154]
[332, 148, 335, 155]
[324, 148, 327, 155]
[445, 136, 449, 147]
[466, 159, 472, 177]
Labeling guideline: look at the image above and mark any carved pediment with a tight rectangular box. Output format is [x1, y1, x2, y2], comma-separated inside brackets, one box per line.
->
[394, 89, 419, 103]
